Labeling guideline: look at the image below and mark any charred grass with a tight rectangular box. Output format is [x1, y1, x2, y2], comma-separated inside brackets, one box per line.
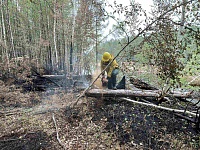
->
[0, 82, 199, 149]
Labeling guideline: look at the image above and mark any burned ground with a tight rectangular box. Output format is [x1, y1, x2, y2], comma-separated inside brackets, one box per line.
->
[0, 84, 199, 150]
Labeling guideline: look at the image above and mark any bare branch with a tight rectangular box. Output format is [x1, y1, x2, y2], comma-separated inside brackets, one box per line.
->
[121, 97, 199, 117]
[52, 113, 67, 150]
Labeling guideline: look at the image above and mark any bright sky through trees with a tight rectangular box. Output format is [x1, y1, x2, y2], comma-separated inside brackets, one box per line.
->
[103, 0, 153, 39]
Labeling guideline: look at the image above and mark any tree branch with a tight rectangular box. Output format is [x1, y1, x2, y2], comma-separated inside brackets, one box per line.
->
[121, 97, 199, 117]
[52, 113, 66, 150]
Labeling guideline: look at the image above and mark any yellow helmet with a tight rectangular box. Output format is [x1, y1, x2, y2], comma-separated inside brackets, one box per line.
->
[102, 52, 111, 62]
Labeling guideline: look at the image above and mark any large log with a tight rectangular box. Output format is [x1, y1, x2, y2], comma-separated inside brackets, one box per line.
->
[85, 89, 162, 97]
[42, 74, 92, 80]
[85, 89, 192, 98]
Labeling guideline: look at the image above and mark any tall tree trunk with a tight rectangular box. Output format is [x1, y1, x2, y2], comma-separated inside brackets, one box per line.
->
[180, 0, 186, 31]
[70, 36, 73, 72]
[6, 0, 15, 58]
[70, 0, 76, 73]
[95, 16, 98, 68]
[0, 0, 9, 61]
[53, 0, 58, 71]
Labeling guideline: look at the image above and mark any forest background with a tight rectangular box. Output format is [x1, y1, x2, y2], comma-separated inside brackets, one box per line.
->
[0, 0, 199, 89]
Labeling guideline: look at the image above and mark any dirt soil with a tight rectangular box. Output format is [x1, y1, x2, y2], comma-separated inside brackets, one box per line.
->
[0, 84, 200, 150]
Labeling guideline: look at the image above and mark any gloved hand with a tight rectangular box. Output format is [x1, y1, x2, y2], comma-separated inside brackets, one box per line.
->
[101, 75, 108, 86]
[101, 76, 108, 83]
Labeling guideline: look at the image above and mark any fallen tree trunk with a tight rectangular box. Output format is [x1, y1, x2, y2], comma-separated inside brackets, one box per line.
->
[120, 97, 199, 117]
[169, 91, 193, 98]
[86, 89, 161, 97]
[42, 74, 92, 81]
[85, 89, 161, 98]
[85, 89, 192, 98]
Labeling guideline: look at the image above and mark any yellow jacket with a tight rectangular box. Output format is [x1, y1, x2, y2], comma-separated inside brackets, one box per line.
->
[101, 54, 119, 77]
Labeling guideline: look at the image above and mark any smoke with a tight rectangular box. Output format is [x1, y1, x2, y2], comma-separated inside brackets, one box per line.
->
[92, 64, 106, 89]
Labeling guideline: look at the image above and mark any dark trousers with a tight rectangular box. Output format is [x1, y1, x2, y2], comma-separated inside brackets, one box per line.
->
[108, 69, 119, 89]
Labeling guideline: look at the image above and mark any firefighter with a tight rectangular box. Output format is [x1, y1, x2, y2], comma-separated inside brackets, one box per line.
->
[101, 52, 119, 89]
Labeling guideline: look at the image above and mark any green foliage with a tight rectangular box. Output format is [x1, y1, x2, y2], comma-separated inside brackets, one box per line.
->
[183, 49, 200, 76]
[143, 21, 184, 85]
[99, 39, 121, 57]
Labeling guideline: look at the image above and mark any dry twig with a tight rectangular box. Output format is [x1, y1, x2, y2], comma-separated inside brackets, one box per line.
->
[52, 113, 66, 150]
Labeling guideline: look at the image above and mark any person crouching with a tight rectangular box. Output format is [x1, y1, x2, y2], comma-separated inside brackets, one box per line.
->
[101, 52, 119, 90]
